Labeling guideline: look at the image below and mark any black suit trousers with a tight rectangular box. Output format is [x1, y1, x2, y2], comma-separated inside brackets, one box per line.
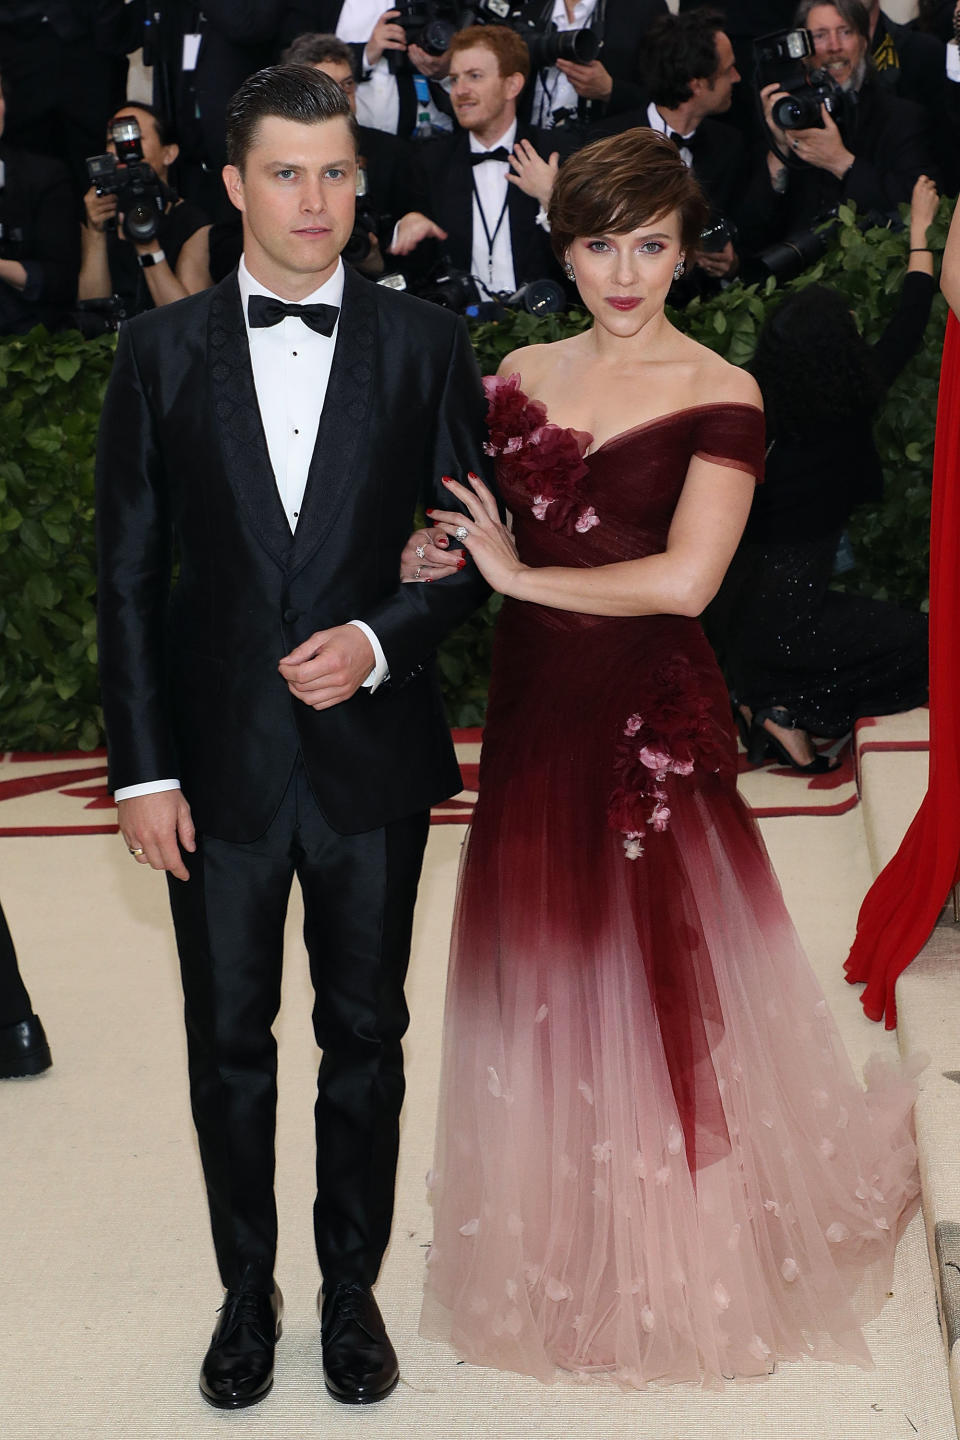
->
[167, 759, 430, 1292]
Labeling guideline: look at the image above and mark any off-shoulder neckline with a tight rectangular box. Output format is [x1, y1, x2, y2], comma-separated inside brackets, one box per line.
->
[496, 376, 763, 458]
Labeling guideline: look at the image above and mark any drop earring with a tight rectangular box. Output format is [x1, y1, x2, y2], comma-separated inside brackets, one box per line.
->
[564, 260, 576, 281]
[673, 257, 685, 280]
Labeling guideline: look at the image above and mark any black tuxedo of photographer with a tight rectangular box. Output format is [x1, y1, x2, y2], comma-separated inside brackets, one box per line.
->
[117, 1, 290, 221]
[870, 9, 960, 193]
[739, 67, 935, 256]
[517, 0, 668, 133]
[0, 2, 129, 198]
[0, 140, 79, 335]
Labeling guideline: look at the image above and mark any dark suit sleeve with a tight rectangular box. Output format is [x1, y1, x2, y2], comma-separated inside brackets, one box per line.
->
[95, 322, 177, 792]
[357, 317, 495, 684]
[843, 96, 933, 211]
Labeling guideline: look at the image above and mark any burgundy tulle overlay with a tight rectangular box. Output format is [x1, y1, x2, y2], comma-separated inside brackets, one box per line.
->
[420, 384, 921, 1387]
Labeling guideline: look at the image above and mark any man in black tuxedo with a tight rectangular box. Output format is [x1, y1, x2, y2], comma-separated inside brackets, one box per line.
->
[390, 25, 561, 298]
[589, 9, 748, 288]
[96, 62, 491, 1410]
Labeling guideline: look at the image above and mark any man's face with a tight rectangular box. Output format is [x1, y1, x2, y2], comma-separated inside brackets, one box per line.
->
[806, 5, 868, 89]
[311, 58, 358, 118]
[223, 114, 358, 298]
[448, 45, 522, 133]
[107, 106, 175, 179]
[702, 32, 740, 114]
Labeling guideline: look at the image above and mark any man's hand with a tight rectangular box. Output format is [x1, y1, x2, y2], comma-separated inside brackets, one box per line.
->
[508, 139, 559, 207]
[759, 81, 792, 158]
[783, 106, 854, 179]
[555, 58, 613, 101]
[696, 240, 739, 279]
[118, 791, 196, 882]
[278, 625, 375, 710]
[408, 42, 450, 78]
[365, 9, 406, 66]
[389, 211, 448, 255]
[83, 184, 118, 234]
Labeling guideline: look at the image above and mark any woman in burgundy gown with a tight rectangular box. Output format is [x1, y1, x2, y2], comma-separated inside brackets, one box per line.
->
[409, 130, 920, 1387]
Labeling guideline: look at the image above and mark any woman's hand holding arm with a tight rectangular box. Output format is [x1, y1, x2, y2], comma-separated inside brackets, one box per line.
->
[429, 456, 756, 618]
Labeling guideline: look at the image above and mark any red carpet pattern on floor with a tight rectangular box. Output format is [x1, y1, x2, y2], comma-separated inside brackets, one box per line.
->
[0, 724, 887, 836]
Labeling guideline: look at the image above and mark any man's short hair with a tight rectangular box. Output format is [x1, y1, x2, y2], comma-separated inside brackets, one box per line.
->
[641, 9, 727, 110]
[793, 0, 870, 42]
[111, 99, 176, 147]
[280, 32, 354, 70]
[448, 25, 530, 83]
[226, 64, 357, 172]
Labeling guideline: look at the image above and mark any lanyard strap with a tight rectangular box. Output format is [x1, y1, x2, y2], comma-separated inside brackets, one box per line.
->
[471, 173, 510, 286]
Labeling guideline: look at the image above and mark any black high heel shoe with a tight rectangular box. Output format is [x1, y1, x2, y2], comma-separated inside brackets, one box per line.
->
[747, 706, 841, 774]
[730, 695, 762, 754]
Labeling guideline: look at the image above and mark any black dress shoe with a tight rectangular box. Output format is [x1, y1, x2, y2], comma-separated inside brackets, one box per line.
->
[0, 1015, 52, 1078]
[320, 1280, 399, 1404]
[199, 1284, 282, 1409]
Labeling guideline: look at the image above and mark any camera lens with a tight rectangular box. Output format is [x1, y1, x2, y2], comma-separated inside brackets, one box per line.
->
[123, 200, 158, 245]
[420, 17, 457, 54]
[772, 95, 806, 130]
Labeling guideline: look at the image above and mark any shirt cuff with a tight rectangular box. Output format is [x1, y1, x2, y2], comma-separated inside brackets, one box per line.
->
[113, 778, 182, 801]
[947, 42, 960, 82]
[348, 619, 389, 690]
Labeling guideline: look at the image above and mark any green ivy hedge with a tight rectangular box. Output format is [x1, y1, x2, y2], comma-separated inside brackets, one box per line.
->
[0, 199, 951, 749]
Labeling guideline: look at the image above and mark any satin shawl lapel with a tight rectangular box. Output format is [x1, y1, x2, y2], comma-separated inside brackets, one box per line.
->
[208, 271, 293, 568]
[287, 264, 377, 576]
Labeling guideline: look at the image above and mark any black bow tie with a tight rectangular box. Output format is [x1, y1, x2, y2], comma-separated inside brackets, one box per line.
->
[471, 146, 510, 165]
[247, 294, 339, 336]
[668, 129, 699, 153]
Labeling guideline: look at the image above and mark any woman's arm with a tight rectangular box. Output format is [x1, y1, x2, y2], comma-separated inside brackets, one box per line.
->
[943, 193, 960, 316]
[430, 452, 757, 619]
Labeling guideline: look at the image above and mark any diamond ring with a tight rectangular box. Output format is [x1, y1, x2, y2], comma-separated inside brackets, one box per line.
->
[415, 544, 426, 559]
[454, 525, 469, 542]
[415, 565, 422, 579]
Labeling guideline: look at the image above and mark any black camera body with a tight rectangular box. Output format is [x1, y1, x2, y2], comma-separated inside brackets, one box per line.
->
[85, 117, 166, 245]
[388, 0, 460, 66]
[472, 0, 599, 69]
[754, 27, 851, 134]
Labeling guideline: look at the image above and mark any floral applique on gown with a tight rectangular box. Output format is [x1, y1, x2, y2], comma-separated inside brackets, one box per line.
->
[419, 375, 921, 1388]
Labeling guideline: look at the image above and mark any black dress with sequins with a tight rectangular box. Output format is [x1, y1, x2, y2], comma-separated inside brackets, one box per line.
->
[708, 272, 932, 737]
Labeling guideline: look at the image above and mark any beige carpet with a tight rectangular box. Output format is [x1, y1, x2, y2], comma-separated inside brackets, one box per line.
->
[0, 791, 953, 1439]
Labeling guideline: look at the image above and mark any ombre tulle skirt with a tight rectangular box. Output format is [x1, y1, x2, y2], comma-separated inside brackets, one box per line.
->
[420, 601, 921, 1388]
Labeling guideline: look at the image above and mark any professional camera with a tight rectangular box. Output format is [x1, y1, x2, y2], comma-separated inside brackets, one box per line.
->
[342, 167, 381, 267]
[755, 210, 836, 282]
[699, 215, 736, 255]
[85, 117, 168, 244]
[506, 278, 565, 314]
[472, 0, 599, 69]
[390, 0, 460, 58]
[753, 28, 851, 134]
[419, 264, 483, 312]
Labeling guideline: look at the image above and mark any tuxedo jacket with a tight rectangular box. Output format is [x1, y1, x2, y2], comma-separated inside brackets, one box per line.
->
[96, 264, 493, 842]
[587, 104, 749, 226]
[413, 124, 560, 289]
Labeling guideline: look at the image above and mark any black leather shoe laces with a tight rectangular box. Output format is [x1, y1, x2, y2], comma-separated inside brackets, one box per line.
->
[218, 1290, 276, 1347]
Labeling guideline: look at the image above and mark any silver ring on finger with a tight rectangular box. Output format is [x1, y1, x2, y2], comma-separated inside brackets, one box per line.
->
[454, 525, 469, 542]
[415, 544, 426, 559]
[415, 565, 422, 579]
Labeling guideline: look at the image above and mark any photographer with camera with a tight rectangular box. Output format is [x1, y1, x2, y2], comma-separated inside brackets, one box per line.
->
[389, 25, 562, 303]
[741, 0, 934, 265]
[0, 70, 79, 336]
[327, 1, 455, 137]
[78, 103, 208, 319]
[590, 9, 747, 286]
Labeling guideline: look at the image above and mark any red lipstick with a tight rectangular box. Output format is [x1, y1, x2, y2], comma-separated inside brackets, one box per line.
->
[606, 297, 641, 311]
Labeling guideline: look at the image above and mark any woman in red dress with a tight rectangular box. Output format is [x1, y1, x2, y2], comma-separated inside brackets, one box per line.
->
[408, 130, 920, 1386]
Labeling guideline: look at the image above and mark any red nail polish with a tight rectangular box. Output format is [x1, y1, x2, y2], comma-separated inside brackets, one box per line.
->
[441, 475, 454, 484]
[425, 508, 434, 515]
[467, 471, 479, 482]
[457, 558, 466, 569]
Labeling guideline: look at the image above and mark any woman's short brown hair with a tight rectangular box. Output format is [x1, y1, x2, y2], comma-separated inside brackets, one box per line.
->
[548, 128, 708, 264]
[448, 24, 530, 82]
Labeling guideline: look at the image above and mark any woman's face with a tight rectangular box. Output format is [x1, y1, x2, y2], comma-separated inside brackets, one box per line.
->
[567, 209, 683, 338]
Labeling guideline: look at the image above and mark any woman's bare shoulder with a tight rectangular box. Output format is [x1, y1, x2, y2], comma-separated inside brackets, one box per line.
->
[688, 344, 763, 412]
[495, 334, 583, 384]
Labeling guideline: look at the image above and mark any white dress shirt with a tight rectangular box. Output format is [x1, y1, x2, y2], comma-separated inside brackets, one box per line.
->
[113, 256, 387, 802]
[646, 101, 696, 169]
[469, 120, 518, 295]
[531, 0, 599, 129]
[336, 0, 450, 135]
